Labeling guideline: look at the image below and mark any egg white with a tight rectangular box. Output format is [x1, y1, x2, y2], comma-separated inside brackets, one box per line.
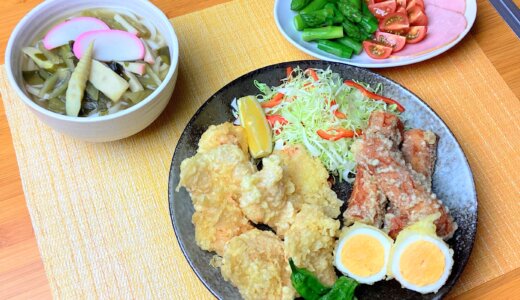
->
[390, 234, 454, 294]
[334, 226, 393, 284]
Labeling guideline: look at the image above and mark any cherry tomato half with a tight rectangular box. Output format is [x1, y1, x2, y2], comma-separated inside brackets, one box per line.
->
[363, 41, 393, 59]
[408, 6, 428, 26]
[396, 0, 407, 7]
[406, 26, 427, 43]
[396, 6, 407, 14]
[368, 0, 397, 19]
[407, 0, 425, 10]
[379, 12, 410, 32]
[375, 31, 407, 52]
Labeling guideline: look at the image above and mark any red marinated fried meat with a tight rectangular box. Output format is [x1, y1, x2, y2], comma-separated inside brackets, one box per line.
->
[402, 129, 438, 188]
[343, 165, 387, 227]
[355, 111, 456, 239]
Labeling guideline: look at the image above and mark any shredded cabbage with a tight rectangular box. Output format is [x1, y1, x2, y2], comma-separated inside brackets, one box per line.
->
[238, 67, 401, 182]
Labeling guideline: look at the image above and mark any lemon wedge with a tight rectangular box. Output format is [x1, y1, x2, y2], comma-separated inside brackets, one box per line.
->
[238, 96, 273, 158]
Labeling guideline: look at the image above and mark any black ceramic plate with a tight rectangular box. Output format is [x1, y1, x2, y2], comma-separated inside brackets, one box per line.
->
[168, 60, 477, 300]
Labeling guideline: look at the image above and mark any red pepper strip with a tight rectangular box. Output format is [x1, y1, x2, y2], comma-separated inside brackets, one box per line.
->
[317, 128, 362, 141]
[344, 80, 405, 112]
[261, 93, 284, 108]
[286, 67, 293, 78]
[306, 69, 319, 81]
[266, 115, 288, 127]
[330, 100, 347, 119]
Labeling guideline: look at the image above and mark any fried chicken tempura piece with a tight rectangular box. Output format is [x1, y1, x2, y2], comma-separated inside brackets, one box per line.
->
[178, 144, 255, 255]
[178, 144, 255, 207]
[240, 155, 297, 236]
[285, 205, 340, 287]
[275, 145, 342, 218]
[402, 129, 438, 186]
[343, 165, 387, 227]
[198, 122, 248, 155]
[192, 193, 253, 256]
[220, 229, 295, 300]
[357, 111, 456, 239]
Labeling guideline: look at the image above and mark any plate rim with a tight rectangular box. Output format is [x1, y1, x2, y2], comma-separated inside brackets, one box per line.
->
[273, 0, 478, 68]
[167, 60, 478, 299]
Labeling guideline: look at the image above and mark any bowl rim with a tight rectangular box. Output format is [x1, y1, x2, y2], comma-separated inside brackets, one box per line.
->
[4, 0, 179, 123]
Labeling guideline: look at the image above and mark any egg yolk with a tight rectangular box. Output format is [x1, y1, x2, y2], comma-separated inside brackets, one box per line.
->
[399, 240, 445, 286]
[341, 234, 385, 277]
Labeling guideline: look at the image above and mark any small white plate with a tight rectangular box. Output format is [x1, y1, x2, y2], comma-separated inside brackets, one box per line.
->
[274, 0, 477, 68]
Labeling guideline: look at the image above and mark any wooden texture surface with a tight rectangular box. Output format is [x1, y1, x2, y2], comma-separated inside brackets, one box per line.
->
[0, 0, 518, 299]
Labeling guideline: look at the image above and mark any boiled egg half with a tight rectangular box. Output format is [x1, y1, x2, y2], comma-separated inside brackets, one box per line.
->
[334, 223, 393, 284]
[389, 214, 454, 294]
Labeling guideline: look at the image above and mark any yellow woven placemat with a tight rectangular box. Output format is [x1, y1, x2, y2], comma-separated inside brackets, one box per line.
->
[1, 0, 519, 298]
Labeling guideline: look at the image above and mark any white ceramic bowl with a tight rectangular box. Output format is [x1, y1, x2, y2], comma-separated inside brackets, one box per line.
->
[5, 0, 179, 142]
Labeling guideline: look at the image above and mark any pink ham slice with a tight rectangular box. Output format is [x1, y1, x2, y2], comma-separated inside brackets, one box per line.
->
[424, 0, 466, 13]
[393, 5, 467, 57]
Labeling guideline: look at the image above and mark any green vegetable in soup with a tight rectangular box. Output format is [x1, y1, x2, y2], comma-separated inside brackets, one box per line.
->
[114, 14, 140, 35]
[38, 69, 52, 80]
[114, 14, 150, 38]
[157, 47, 170, 57]
[97, 93, 110, 116]
[66, 42, 94, 116]
[39, 72, 60, 97]
[85, 83, 99, 101]
[58, 43, 77, 70]
[159, 65, 169, 81]
[137, 74, 158, 90]
[123, 90, 153, 104]
[37, 41, 63, 65]
[125, 71, 144, 92]
[80, 10, 125, 31]
[47, 70, 71, 99]
[157, 47, 171, 66]
[22, 47, 55, 70]
[22, 71, 45, 85]
[47, 97, 66, 114]
[123, 15, 151, 38]
[145, 65, 162, 86]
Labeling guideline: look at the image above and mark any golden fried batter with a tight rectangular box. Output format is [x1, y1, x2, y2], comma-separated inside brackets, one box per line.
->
[178, 144, 255, 255]
[198, 122, 249, 155]
[284, 205, 340, 287]
[276, 145, 342, 218]
[240, 155, 297, 236]
[179, 144, 255, 208]
[192, 193, 253, 256]
[220, 229, 295, 300]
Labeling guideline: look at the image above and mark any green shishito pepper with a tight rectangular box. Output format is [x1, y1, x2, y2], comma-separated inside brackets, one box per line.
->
[289, 258, 331, 300]
[320, 276, 359, 300]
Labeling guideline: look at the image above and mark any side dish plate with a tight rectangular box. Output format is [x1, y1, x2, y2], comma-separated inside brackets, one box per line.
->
[273, 0, 477, 68]
[168, 61, 477, 299]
